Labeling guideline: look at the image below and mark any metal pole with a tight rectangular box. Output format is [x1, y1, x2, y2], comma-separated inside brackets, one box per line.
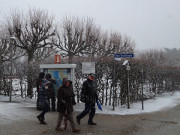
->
[141, 68, 144, 110]
[9, 43, 13, 102]
[113, 62, 115, 110]
[127, 69, 130, 109]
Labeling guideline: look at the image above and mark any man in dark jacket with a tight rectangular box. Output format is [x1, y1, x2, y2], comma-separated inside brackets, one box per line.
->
[56, 78, 80, 132]
[45, 73, 56, 111]
[76, 73, 98, 125]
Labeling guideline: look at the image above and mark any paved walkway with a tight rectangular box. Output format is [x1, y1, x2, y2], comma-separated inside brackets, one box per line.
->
[1, 100, 180, 135]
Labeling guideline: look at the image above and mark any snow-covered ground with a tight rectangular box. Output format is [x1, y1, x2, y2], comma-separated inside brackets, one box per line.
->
[0, 91, 180, 121]
[76, 92, 180, 115]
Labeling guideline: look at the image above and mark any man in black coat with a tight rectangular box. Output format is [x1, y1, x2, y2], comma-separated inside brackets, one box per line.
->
[76, 73, 98, 125]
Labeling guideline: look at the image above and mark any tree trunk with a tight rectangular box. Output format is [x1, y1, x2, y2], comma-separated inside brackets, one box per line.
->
[27, 66, 33, 98]
[109, 83, 112, 106]
[27, 51, 34, 98]
[105, 78, 108, 106]
[20, 76, 24, 98]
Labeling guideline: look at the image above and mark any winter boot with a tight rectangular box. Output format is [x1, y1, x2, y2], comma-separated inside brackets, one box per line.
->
[88, 121, 97, 125]
[72, 128, 81, 132]
[37, 115, 41, 122]
[40, 120, 47, 125]
[40, 117, 47, 125]
[55, 127, 63, 131]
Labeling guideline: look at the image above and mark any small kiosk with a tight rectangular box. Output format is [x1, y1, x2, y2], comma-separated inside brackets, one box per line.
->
[40, 64, 76, 94]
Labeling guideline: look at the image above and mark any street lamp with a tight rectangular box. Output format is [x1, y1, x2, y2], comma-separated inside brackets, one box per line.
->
[126, 64, 130, 109]
[113, 56, 121, 111]
[141, 68, 144, 110]
[9, 35, 16, 102]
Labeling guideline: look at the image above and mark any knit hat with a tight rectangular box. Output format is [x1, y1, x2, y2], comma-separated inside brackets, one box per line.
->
[88, 73, 95, 77]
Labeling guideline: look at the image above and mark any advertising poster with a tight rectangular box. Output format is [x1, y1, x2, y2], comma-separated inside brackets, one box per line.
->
[46, 69, 68, 95]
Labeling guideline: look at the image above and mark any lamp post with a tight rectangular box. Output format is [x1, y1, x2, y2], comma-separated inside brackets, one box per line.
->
[112, 62, 115, 111]
[126, 63, 130, 109]
[9, 35, 16, 102]
[113, 55, 121, 111]
[122, 60, 130, 109]
[141, 68, 144, 110]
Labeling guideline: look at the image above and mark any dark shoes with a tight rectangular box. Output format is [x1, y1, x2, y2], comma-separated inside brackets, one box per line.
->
[55, 127, 63, 131]
[56, 127, 81, 132]
[76, 116, 96, 126]
[40, 120, 47, 125]
[37, 115, 47, 125]
[72, 128, 81, 132]
[88, 122, 97, 125]
[76, 116, 80, 125]
[37, 115, 41, 122]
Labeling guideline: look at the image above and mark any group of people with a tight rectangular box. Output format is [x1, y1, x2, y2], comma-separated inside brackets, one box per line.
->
[36, 72, 98, 133]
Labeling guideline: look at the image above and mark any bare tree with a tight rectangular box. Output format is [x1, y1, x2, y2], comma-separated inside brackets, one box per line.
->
[0, 29, 24, 64]
[164, 48, 180, 66]
[0, 26, 24, 95]
[4, 8, 56, 97]
[5, 8, 56, 62]
[96, 32, 135, 61]
[54, 16, 100, 63]
[138, 49, 166, 66]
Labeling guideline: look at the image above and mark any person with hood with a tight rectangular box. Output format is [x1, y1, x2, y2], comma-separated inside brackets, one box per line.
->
[45, 73, 56, 111]
[56, 78, 81, 132]
[37, 74, 50, 124]
[36, 72, 45, 110]
[76, 73, 98, 125]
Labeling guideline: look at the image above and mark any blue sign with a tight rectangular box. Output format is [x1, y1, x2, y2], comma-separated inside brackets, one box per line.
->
[114, 53, 134, 58]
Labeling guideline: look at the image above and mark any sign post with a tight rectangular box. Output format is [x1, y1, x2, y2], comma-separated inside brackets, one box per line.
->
[114, 53, 134, 109]
[141, 68, 144, 110]
[114, 53, 134, 59]
[82, 62, 95, 74]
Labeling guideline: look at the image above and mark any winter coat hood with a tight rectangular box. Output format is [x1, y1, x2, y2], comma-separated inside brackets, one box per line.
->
[62, 78, 69, 85]
[45, 73, 52, 80]
[38, 72, 45, 79]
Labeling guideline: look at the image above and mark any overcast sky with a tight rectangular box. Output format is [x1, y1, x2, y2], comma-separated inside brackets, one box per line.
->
[0, 0, 180, 50]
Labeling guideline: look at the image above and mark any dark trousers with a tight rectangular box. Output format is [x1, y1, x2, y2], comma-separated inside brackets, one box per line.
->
[77, 103, 95, 123]
[36, 93, 42, 110]
[39, 99, 49, 119]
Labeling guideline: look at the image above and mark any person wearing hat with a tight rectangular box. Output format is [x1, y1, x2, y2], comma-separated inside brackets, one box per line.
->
[76, 73, 98, 125]
[56, 78, 81, 132]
